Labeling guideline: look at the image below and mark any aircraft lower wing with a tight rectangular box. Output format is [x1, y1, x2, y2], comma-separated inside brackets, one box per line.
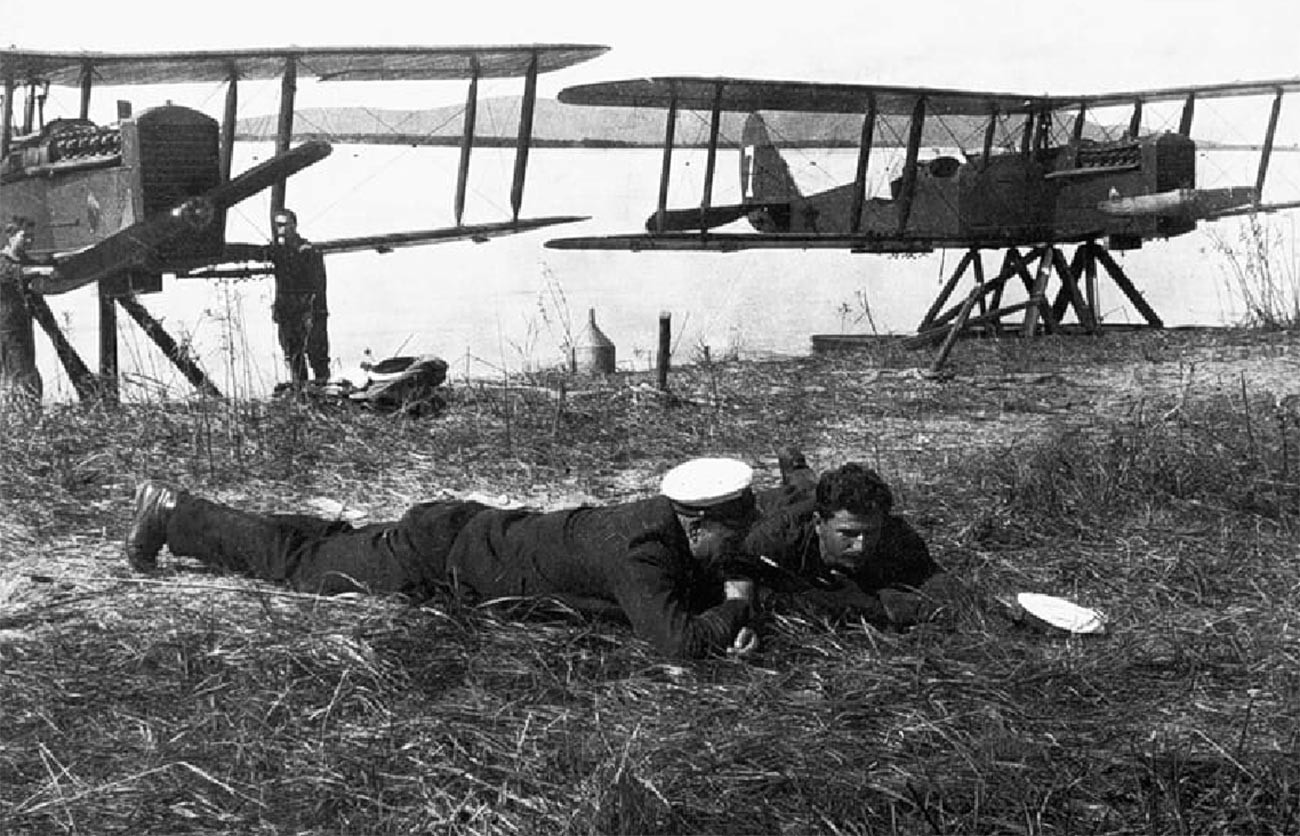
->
[31, 141, 332, 295]
[313, 216, 590, 255]
[546, 232, 941, 253]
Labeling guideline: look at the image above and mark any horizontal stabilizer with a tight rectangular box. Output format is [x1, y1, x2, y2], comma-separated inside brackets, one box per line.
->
[32, 141, 333, 295]
[1097, 186, 1257, 219]
[644, 203, 784, 233]
[314, 216, 589, 255]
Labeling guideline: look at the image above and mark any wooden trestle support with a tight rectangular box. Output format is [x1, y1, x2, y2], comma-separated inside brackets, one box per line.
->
[29, 279, 222, 404]
[906, 240, 1164, 372]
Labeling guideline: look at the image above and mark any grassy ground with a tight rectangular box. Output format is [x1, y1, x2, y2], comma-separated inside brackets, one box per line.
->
[3, 328, 1300, 834]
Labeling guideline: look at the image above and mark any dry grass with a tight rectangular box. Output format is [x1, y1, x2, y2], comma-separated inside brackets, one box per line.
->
[3, 328, 1300, 834]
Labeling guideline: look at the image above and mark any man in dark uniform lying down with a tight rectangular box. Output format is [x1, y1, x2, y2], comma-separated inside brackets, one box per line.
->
[123, 458, 762, 659]
[747, 452, 964, 628]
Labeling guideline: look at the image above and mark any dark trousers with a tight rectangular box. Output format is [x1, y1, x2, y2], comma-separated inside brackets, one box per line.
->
[166, 494, 487, 598]
[275, 303, 330, 383]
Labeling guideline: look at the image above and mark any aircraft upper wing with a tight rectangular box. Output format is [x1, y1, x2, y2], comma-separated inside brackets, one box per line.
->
[0, 45, 608, 86]
[558, 75, 1300, 116]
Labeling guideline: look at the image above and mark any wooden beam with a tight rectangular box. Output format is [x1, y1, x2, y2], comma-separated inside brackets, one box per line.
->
[896, 96, 927, 234]
[850, 94, 877, 231]
[918, 248, 975, 330]
[117, 294, 222, 398]
[98, 281, 118, 404]
[655, 90, 679, 234]
[1256, 88, 1283, 200]
[931, 282, 983, 373]
[454, 60, 479, 226]
[270, 55, 297, 219]
[220, 69, 238, 183]
[509, 51, 539, 221]
[1050, 246, 1095, 331]
[26, 291, 99, 401]
[1020, 247, 1058, 338]
[1093, 243, 1164, 327]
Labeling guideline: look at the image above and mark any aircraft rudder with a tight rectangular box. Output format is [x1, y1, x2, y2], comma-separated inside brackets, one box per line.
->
[741, 113, 801, 205]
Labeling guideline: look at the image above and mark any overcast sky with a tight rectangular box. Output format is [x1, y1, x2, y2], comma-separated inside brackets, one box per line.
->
[6, 0, 1298, 92]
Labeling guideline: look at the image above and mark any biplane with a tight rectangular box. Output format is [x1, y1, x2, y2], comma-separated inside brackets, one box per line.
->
[546, 75, 1300, 366]
[0, 44, 606, 399]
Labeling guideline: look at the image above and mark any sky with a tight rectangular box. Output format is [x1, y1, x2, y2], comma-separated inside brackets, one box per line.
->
[4, 0, 1299, 106]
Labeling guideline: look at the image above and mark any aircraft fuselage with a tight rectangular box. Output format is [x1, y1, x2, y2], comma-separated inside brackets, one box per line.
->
[748, 132, 1203, 249]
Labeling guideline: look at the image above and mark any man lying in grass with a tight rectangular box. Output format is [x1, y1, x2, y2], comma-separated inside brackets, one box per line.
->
[123, 458, 762, 659]
[748, 452, 963, 628]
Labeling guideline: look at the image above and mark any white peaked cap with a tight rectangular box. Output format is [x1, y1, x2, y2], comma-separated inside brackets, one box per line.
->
[661, 457, 754, 510]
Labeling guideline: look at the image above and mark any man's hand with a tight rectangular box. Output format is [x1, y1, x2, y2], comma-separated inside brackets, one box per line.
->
[723, 578, 755, 602]
[729, 626, 759, 656]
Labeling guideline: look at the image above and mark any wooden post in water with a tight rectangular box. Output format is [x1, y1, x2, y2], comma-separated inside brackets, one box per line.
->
[657, 312, 671, 391]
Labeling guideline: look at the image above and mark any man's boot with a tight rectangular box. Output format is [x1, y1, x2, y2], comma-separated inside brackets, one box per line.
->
[123, 481, 179, 572]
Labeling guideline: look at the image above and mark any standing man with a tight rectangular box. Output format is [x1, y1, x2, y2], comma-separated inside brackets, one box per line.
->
[270, 209, 330, 384]
[0, 219, 42, 406]
[123, 457, 762, 659]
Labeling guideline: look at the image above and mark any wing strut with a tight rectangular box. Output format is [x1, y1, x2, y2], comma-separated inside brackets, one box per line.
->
[850, 93, 877, 232]
[1127, 98, 1142, 139]
[1256, 88, 1284, 200]
[981, 105, 999, 171]
[699, 82, 724, 218]
[454, 58, 480, 226]
[655, 87, 680, 233]
[2, 77, 13, 159]
[78, 61, 92, 119]
[220, 67, 238, 183]
[509, 51, 539, 221]
[271, 55, 297, 219]
[1179, 93, 1196, 136]
[897, 96, 926, 234]
[1070, 103, 1087, 166]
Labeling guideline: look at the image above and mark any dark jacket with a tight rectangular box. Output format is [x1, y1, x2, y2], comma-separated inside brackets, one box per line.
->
[272, 240, 328, 315]
[436, 496, 749, 658]
[743, 493, 952, 627]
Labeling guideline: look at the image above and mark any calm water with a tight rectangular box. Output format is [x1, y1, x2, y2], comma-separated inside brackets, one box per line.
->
[32, 144, 1300, 400]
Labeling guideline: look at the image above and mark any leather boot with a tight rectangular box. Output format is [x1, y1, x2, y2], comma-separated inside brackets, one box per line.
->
[123, 481, 179, 572]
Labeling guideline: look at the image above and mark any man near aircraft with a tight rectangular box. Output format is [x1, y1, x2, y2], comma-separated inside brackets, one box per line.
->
[122, 457, 762, 659]
[270, 209, 330, 384]
[0, 218, 43, 406]
[747, 453, 960, 628]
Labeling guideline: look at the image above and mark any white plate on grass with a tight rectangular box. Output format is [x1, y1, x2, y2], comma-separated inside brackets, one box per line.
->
[1016, 593, 1106, 634]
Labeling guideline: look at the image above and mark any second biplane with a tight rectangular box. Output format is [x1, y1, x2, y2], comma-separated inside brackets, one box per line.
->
[1, 44, 607, 399]
[546, 74, 1300, 365]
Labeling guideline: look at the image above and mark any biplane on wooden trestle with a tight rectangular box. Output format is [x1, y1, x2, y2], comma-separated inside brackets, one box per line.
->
[545, 75, 1300, 368]
[0, 44, 607, 400]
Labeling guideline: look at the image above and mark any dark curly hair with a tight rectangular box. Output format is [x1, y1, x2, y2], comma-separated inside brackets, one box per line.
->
[815, 462, 893, 516]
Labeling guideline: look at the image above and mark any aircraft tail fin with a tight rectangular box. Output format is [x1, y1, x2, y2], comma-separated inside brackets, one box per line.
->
[741, 113, 801, 205]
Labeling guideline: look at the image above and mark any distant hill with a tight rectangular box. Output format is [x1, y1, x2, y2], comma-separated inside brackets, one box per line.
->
[236, 95, 1067, 149]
